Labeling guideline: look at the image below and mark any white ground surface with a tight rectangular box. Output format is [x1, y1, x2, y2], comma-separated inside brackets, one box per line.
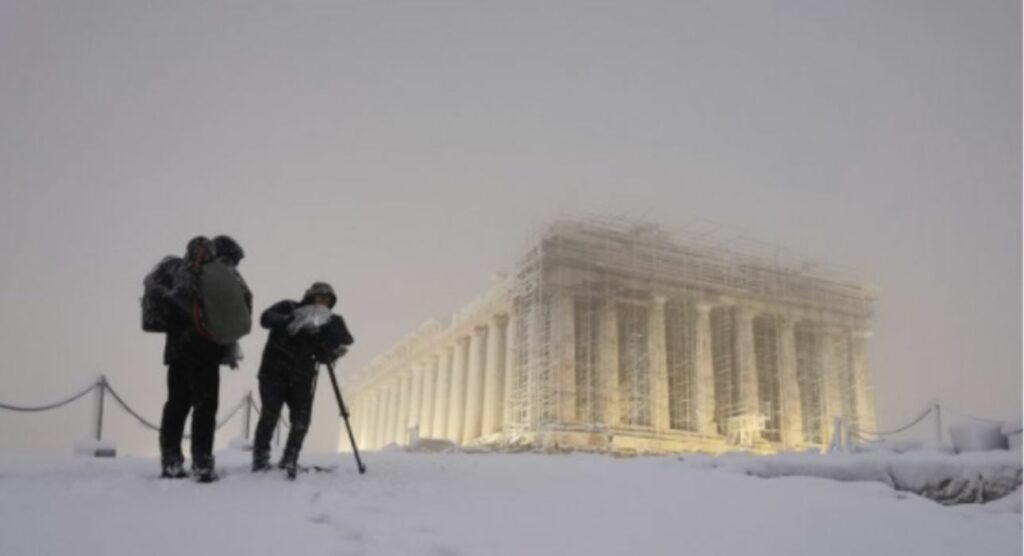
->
[0, 449, 1020, 556]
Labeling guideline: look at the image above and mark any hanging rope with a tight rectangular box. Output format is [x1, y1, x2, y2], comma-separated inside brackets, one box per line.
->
[103, 381, 161, 431]
[855, 406, 934, 437]
[214, 396, 247, 430]
[104, 381, 247, 434]
[0, 381, 98, 412]
[249, 397, 290, 429]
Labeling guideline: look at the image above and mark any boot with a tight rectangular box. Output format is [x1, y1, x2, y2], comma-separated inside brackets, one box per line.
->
[192, 455, 218, 484]
[252, 451, 272, 473]
[160, 460, 188, 479]
[279, 451, 299, 480]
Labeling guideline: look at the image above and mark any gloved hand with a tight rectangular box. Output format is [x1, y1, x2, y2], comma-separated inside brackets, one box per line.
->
[222, 343, 244, 370]
[287, 305, 333, 336]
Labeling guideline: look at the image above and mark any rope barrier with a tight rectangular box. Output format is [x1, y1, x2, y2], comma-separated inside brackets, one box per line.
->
[214, 396, 247, 431]
[101, 381, 248, 434]
[249, 397, 290, 429]
[1, 376, 277, 450]
[103, 382, 161, 431]
[4, 378, 1013, 449]
[0, 381, 99, 412]
[855, 406, 934, 437]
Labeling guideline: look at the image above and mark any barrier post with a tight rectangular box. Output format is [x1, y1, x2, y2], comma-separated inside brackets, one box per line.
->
[243, 391, 252, 440]
[73, 375, 116, 458]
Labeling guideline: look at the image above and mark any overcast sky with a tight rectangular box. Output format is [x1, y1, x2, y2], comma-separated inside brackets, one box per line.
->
[0, 0, 1019, 455]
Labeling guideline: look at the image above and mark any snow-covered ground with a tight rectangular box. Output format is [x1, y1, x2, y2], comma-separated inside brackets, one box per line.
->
[0, 449, 1020, 556]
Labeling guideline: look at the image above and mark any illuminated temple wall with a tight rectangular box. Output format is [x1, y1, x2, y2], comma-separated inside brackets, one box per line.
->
[341, 218, 877, 454]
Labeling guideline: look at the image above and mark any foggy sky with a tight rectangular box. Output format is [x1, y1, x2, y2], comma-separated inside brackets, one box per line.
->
[1, 0, 1020, 455]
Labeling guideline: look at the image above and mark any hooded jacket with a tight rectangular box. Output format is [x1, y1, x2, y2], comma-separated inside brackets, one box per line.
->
[258, 282, 353, 379]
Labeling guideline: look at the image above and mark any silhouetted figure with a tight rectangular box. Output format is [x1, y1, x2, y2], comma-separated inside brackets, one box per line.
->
[253, 282, 353, 478]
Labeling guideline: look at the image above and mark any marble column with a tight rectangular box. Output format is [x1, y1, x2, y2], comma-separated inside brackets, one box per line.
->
[395, 373, 412, 445]
[777, 317, 804, 447]
[482, 314, 509, 435]
[409, 363, 424, 435]
[650, 295, 671, 431]
[818, 326, 844, 446]
[463, 325, 489, 442]
[420, 356, 437, 437]
[558, 293, 576, 423]
[433, 347, 453, 439]
[353, 394, 367, 449]
[600, 300, 621, 426]
[502, 312, 518, 431]
[366, 390, 380, 450]
[382, 380, 396, 447]
[735, 306, 760, 426]
[447, 337, 470, 443]
[370, 388, 383, 449]
[364, 395, 373, 448]
[693, 302, 716, 435]
[850, 330, 876, 435]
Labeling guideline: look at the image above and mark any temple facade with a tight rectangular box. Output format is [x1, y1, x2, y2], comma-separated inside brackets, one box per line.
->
[340, 217, 878, 454]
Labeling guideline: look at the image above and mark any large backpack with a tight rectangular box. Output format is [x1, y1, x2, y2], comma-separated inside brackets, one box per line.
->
[194, 259, 252, 345]
[141, 256, 185, 333]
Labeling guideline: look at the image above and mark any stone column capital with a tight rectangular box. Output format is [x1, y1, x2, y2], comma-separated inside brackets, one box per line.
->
[695, 301, 714, 314]
[492, 313, 510, 327]
[819, 323, 847, 337]
[851, 329, 873, 340]
[735, 304, 757, 323]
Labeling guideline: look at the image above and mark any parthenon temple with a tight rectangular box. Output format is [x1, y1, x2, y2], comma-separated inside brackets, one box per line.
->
[340, 216, 878, 454]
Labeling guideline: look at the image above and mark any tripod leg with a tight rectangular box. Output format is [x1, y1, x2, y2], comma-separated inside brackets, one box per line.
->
[326, 362, 367, 474]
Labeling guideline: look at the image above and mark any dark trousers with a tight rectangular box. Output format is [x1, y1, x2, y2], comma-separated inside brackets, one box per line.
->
[159, 358, 220, 469]
[253, 371, 318, 465]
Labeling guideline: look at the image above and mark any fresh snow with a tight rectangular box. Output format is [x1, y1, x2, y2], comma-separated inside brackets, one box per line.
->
[0, 450, 1020, 556]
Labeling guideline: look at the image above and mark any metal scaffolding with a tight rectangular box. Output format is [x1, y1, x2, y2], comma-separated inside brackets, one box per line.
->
[352, 213, 877, 454]
[502, 213, 876, 452]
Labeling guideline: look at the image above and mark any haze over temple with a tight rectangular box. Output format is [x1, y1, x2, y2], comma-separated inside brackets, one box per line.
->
[341, 216, 879, 454]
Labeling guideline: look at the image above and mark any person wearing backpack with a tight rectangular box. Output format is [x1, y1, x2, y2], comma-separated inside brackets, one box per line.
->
[142, 235, 252, 482]
[252, 282, 353, 478]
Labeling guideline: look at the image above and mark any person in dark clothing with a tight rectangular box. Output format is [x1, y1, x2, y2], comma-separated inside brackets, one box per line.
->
[253, 282, 353, 477]
[150, 236, 244, 482]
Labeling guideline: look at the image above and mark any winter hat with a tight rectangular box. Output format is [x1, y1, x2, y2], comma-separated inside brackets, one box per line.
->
[185, 236, 212, 267]
[213, 235, 244, 265]
[302, 281, 337, 308]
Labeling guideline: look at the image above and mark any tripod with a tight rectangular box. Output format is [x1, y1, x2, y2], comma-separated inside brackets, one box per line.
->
[325, 360, 367, 474]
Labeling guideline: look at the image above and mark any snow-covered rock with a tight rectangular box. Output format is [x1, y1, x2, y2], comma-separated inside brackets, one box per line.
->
[949, 423, 1007, 453]
[681, 450, 1022, 506]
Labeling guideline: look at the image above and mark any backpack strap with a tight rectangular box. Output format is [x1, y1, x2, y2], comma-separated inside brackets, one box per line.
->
[192, 296, 214, 341]
[190, 242, 213, 341]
